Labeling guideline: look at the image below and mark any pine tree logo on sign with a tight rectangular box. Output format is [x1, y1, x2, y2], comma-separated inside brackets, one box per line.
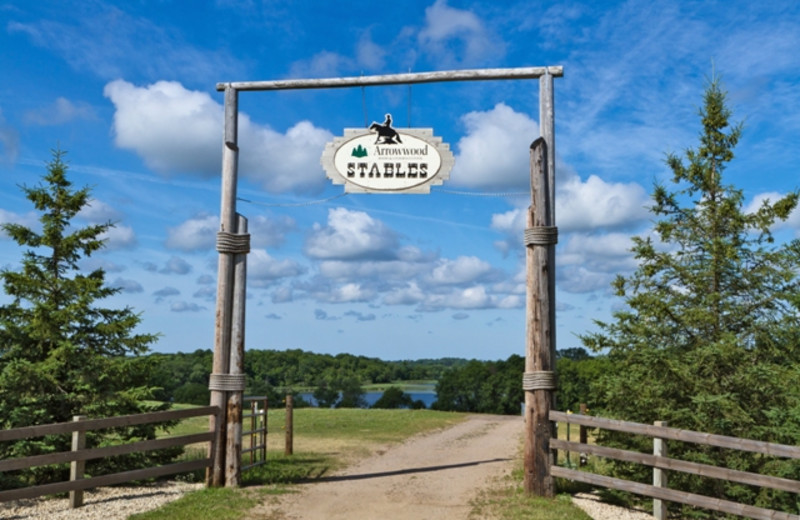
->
[321, 113, 454, 194]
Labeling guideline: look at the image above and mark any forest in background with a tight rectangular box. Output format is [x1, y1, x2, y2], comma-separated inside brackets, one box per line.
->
[144, 346, 605, 414]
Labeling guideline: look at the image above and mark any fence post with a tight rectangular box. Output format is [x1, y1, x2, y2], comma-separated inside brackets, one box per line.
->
[653, 420, 668, 520]
[579, 403, 588, 466]
[69, 415, 87, 509]
[262, 397, 268, 463]
[250, 400, 257, 466]
[285, 394, 294, 456]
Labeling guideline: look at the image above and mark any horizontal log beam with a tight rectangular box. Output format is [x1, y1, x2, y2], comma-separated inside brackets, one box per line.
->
[216, 66, 563, 92]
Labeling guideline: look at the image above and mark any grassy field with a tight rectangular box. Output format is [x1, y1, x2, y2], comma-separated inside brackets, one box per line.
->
[133, 406, 593, 520]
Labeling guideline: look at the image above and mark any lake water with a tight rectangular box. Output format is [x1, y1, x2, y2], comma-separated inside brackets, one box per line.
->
[299, 391, 437, 409]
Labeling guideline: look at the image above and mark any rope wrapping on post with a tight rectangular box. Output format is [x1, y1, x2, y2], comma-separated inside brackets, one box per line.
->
[216, 232, 251, 254]
[524, 226, 558, 246]
[208, 373, 247, 392]
[522, 371, 557, 391]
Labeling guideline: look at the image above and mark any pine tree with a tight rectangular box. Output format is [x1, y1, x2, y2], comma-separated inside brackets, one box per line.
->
[0, 150, 173, 487]
[582, 79, 800, 514]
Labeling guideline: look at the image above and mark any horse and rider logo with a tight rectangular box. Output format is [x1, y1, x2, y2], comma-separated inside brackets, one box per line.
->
[351, 114, 401, 158]
[369, 114, 402, 144]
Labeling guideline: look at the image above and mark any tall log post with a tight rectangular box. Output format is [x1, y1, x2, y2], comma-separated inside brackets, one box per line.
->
[225, 214, 248, 487]
[523, 136, 557, 497]
[208, 85, 240, 487]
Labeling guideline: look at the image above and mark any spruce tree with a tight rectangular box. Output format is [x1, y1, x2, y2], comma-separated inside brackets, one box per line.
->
[0, 150, 172, 487]
[582, 79, 800, 514]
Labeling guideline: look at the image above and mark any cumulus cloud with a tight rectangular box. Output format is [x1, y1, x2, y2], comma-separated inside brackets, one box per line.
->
[81, 257, 126, 273]
[153, 286, 180, 302]
[305, 208, 399, 260]
[166, 214, 217, 251]
[0, 208, 39, 238]
[557, 175, 649, 232]
[159, 256, 192, 275]
[79, 199, 121, 222]
[111, 277, 143, 293]
[418, 0, 504, 66]
[171, 301, 205, 312]
[248, 249, 306, 287]
[427, 256, 493, 286]
[104, 80, 333, 193]
[288, 50, 354, 78]
[344, 310, 376, 322]
[100, 225, 136, 250]
[558, 232, 639, 293]
[452, 103, 539, 190]
[745, 191, 800, 235]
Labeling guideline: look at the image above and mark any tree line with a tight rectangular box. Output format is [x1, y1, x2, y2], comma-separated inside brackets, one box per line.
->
[145, 347, 605, 413]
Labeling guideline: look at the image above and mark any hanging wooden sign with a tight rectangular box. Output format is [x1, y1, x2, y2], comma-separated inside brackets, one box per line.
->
[321, 114, 454, 194]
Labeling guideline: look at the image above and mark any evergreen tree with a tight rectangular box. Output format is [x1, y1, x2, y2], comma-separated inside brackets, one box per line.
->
[582, 79, 800, 515]
[0, 150, 172, 487]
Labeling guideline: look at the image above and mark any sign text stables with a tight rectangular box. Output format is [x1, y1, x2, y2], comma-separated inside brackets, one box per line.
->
[347, 145, 430, 179]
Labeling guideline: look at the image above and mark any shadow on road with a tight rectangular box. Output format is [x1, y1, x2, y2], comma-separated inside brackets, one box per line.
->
[306, 458, 512, 483]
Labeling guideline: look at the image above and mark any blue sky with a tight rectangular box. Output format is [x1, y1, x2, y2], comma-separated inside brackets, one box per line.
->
[1, 1, 799, 361]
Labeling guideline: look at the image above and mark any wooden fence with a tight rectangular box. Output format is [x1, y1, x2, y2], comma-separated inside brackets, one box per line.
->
[550, 410, 800, 520]
[0, 406, 220, 505]
[242, 396, 267, 471]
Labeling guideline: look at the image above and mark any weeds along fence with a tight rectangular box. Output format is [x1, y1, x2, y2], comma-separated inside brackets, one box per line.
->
[550, 410, 800, 520]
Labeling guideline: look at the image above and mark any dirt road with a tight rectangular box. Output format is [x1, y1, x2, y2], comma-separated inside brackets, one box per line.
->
[250, 414, 523, 520]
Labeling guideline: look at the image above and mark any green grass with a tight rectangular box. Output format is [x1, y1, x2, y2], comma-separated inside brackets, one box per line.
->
[128, 487, 259, 520]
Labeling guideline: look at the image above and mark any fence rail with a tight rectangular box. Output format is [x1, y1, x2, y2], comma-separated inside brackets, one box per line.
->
[0, 406, 221, 504]
[550, 410, 800, 520]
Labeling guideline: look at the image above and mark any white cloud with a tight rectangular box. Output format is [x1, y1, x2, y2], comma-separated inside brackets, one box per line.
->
[79, 199, 121, 222]
[558, 232, 639, 293]
[248, 249, 305, 287]
[171, 301, 206, 312]
[745, 191, 800, 234]
[166, 214, 217, 251]
[0, 208, 38, 238]
[153, 286, 180, 302]
[100, 225, 136, 250]
[159, 256, 192, 275]
[319, 282, 375, 304]
[356, 31, 387, 71]
[305, 208, 398, 260]
[104, 80, 333, 194]
[428, 256, 492, 286]
[557, 175, 649, 232]
[452, 103, 539, 190]
[24, 97, 96, 126]
[383, 282, 426, 305]
[288, 50, 353, 78]
[111, 277, 143, 293]
[104, 80, 222, 176]
[418, 0, 503, 66]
